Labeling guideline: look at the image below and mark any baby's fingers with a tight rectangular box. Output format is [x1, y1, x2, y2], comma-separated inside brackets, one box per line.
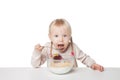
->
[35, 44, 41, 48]
[99, 66, 104, 72]
[38, 46, 44, 51]
[34, 44, 43, 51]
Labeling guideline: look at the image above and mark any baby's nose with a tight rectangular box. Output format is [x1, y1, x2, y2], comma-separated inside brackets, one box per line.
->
[59, 36, 63, 41]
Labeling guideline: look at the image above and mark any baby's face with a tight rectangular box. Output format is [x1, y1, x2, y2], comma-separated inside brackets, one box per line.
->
[49, 25, 71, 52]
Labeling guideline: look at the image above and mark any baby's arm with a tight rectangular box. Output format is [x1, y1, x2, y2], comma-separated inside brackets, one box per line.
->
[74, 43, 104, 71]
[31, 44, 47, 68]
[78, 51, 104, 72]
[76, 49, 96, 67]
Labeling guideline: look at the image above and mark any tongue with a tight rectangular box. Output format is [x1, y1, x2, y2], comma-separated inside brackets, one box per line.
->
[58, 46, 64, 50]
[58, 46, 63, 48]
[58, 44, 64, 49]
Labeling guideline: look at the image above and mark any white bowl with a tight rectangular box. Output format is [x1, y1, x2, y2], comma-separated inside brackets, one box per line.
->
[47, 57, 74, 74]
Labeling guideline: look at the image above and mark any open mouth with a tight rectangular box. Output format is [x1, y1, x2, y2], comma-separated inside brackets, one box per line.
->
[57, 44, 64, 50]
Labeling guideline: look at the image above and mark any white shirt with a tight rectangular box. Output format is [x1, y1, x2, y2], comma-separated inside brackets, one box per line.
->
[31, 42, 96, 68]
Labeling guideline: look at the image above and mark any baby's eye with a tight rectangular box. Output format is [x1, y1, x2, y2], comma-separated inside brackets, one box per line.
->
[63, 35, 67, 37]
[54, 35, 58, 37]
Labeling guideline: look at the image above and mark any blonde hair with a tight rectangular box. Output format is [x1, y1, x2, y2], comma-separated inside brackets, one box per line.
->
[49, 19, 72, 35]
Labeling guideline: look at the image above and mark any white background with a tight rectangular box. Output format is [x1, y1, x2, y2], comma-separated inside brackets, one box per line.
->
[0, 0, 120, 67]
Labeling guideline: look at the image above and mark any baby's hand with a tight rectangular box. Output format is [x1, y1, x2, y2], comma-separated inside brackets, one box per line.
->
[91, 63, 104, 72]
[34, 44, 44, 52]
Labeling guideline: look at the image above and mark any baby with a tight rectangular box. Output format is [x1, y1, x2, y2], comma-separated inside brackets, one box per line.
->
[31, 18, 104, 72]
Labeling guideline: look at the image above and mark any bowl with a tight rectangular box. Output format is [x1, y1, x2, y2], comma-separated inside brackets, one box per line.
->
[47, 57, 74, 74]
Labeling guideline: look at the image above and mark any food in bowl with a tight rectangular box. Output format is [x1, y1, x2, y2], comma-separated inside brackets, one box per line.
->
[52, 54, 62, 60]
[47, 54, 74, 74]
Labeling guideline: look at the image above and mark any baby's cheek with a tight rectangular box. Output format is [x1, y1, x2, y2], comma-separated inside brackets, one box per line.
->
[52, 38, 57, 42]
[52, 41, 58, 47]
[64, 38, 70, 43]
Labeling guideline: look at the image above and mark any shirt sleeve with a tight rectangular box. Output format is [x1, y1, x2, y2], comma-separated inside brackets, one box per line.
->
[73, 43, 96, 67]
[31, 50, 42, 68]
[31, 43, 49, 68]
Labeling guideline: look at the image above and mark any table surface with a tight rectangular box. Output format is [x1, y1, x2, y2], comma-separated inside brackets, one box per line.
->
[0, 67, 120, 80]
